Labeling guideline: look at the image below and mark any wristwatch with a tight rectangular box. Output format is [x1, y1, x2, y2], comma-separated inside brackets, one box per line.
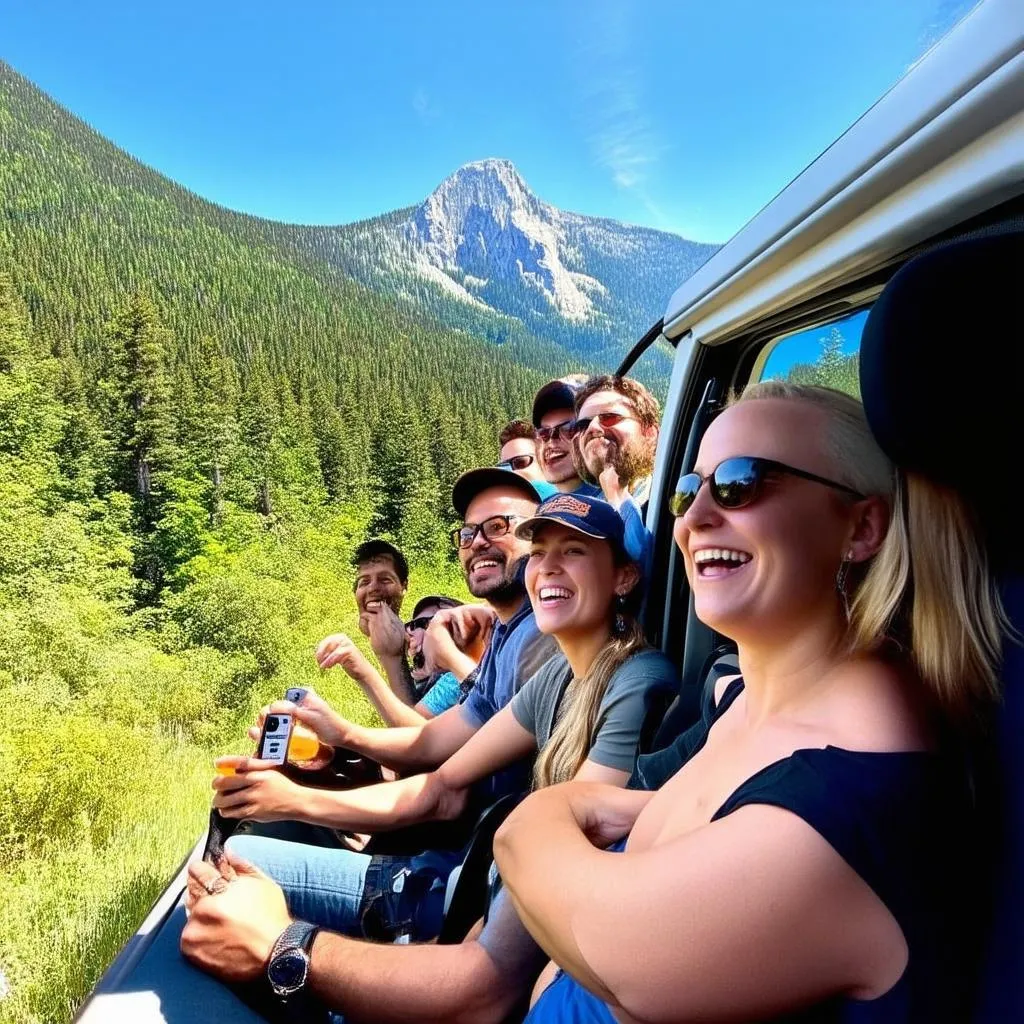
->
[267, 920, 320, 999]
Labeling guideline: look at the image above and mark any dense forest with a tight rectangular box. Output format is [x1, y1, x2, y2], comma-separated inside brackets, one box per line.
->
[0, 60, 859, 1024]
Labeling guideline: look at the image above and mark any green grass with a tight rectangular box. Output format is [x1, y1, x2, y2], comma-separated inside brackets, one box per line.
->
[0, 673, 385, 1024]
[0, 510, 468, 1024]
[0, 741, 210, 1024]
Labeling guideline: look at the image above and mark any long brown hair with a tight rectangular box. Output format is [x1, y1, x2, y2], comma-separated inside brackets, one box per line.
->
[533, 548, 648, 789]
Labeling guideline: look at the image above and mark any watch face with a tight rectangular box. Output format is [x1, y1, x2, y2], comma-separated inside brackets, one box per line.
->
[268, 950, 308, 993]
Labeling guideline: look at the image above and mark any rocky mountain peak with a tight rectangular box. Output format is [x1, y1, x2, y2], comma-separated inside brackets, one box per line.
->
[403, 158, 596, 321]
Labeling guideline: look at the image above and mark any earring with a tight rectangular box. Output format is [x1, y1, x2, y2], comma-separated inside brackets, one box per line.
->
[613, 593, 627, 636]
[835, 550, 853, 620]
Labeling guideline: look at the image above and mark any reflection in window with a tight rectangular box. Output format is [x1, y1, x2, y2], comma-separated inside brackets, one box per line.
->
[759, 309, 868, 399]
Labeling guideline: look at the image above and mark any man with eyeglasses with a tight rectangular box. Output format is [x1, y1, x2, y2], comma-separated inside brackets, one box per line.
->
[496, 419, 557, 498]
[573, 374, 660, 567]
[531, 377, 602, 498]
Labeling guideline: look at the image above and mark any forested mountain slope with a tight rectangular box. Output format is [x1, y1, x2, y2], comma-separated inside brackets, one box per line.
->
[0, 60, 575, 1024]
[0, 61, 584, 547]
[285, 158, 720, 367]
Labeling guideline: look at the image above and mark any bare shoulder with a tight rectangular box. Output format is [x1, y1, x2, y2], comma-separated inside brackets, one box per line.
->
[819, 656, 933, 753]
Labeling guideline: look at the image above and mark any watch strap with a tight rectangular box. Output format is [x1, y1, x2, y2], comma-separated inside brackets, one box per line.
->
[270, 919, 319, 961]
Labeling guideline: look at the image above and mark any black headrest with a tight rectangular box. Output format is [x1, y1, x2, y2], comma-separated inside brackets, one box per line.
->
[859, 231, 1024, 566]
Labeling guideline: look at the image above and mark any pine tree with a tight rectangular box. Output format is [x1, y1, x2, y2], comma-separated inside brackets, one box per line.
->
[239, 359, 281, 518]
[104, 293, 177, 591]
[106, 293, 176, 507]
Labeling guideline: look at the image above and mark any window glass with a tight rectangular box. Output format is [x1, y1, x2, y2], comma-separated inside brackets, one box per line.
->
[758, 308, 868, 398]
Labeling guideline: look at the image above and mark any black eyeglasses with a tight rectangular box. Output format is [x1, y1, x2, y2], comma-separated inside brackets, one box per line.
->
[497, 454, 535, 472]
[574, 411, 635, 435]
[450, 514, 523, 550]
[669, 456, 864, 517]
[404, 615, 433, 633]
[535, 419, 576, 443]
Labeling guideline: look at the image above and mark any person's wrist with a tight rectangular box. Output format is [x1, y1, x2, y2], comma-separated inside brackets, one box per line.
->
[322, 711, 351, 748]
[449, 651, 478, 683]
[267, 919, 318, 1000]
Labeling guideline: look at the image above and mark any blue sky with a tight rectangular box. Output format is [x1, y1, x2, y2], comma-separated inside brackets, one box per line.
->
[2, 0, 973, 243]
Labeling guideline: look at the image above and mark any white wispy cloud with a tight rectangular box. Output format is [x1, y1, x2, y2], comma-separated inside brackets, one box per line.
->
[573, 1, 666, 202]
[412, 87, 440, 124]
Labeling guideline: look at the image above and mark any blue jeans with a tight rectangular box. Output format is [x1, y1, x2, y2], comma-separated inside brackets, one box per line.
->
[226, 833, 460, 942]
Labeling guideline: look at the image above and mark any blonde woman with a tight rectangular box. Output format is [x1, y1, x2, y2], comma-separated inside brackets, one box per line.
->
[496, 381, 1004, 1024]
[216, 493, 676, 943]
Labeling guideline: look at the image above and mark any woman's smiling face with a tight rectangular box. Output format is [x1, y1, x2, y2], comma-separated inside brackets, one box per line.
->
[673, 397, 860, 643]
[525, 523, 625, 639]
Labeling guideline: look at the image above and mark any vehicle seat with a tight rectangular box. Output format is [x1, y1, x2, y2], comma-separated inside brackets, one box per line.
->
[857, 229, 1024, 1020]
[649, 644, 738, 750]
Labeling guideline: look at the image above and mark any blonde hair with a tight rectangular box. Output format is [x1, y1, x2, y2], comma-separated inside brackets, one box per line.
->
[735, 380, 1006, 728]
[533, 618, 648, 789]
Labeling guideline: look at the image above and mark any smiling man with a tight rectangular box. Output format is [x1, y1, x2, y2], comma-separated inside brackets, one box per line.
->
[316, 539, 421, 708]
[573, 374, 661, 568]
[351, 539, 407, 626]
[531, 377, 601, 498]
[497, 419, 555, 496]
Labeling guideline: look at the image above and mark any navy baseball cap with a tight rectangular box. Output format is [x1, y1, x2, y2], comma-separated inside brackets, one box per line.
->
[531, 376, 586, 427]
[515, 493, 627, 556]
[451, 467, 542, 518]
[411, 594, 463, 618]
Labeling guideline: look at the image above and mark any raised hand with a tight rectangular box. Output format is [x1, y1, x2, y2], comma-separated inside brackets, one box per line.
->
[315, 632, 372, 677]
[428, 605, 494, 662]
[598, 462, 629, 509]
[364, 605, 407, 660]
[247, 693, 350, 749]
[422, 614, 465, 674]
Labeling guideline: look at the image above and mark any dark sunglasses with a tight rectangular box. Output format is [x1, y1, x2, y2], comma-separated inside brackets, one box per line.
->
[404, 615, 434, 633]
[450, 514, 522, 550]
[497, 454, 535, 472]
[535, 419, 576, 443]
[670, 456, 864, 517]
[574, 411, 635, 435]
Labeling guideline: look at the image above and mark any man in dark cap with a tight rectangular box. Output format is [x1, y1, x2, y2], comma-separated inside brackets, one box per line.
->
[531, 376, 601, 498]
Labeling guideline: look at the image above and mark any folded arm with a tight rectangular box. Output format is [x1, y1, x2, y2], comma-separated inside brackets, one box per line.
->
[494, 787, 898, 1022]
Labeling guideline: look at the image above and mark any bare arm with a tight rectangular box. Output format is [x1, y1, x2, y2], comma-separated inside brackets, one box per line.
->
[353, 658, 427, 727]
[376, 653, 420, 707]
[315, 632, 425, 727]
[330, 703, 479, 772]
[364, 606, 421, 707]
[223, 704, 537, 832]
[495, 788, 904, 1023]
[181, 853, 529, 1024]
[308, 929, 522, 1024]
[424, 612, 484, 684]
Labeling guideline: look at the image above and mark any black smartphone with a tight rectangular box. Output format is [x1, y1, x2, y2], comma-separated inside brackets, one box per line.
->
[256, 712, 294, 765]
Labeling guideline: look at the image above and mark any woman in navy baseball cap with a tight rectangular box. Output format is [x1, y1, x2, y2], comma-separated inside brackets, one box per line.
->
[513, 492, 660, 788]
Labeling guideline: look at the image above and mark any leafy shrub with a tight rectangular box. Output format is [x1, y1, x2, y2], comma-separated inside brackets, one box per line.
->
[0, 711, 153, 862]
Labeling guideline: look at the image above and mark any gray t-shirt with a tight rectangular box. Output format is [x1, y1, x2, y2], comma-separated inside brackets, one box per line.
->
[510, 647, 678, 772]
